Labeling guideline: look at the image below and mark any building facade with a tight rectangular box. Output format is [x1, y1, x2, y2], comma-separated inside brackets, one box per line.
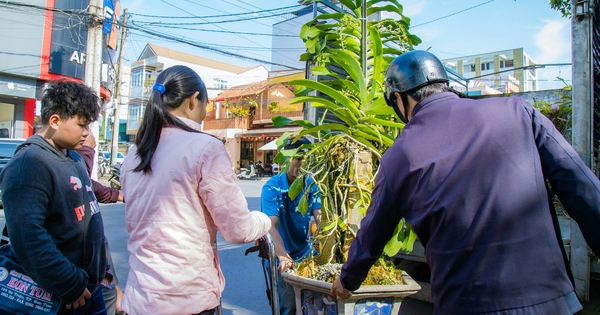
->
[126, 43, 268, 138]
[203, 72, 304, 169]
[441, 48, 538, 95]
[0, 0, 119, 139]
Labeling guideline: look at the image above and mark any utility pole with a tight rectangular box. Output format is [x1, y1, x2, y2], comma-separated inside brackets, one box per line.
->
[570, 0, 595, 302]
[84, 0, 104, 179]
[111, 8, 128, 165]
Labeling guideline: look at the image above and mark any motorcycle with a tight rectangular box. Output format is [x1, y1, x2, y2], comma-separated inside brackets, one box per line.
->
[97, 156, 109, 178]
[237, 166, 257, 180]
[108, 163, 121, 190]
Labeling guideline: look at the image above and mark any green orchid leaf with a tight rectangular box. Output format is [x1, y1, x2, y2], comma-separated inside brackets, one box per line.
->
[290, 96, 357, 126]
[289, 79, 361, 119]
[321, 220, 338, 232]
[299, 23, 310, 40]
[272, 116, 294, 127]
[337, 218, 348, 231]
[299, 52, 313, 62]
[273, 151, 287, 165]
[407, 34, 422, 46]
[300, 123, 350, 136]
[298, 194, 309, 216]
[367, 4, 402, 17]
[306, 37, 318, 54]
[306, 25, 322, 39]
[358, 116, 404, 129]
[276, 132, 295, 149]
[400, 223, 418, 253]
[383, 220, 405, 257]
[338, 0, 356, 10]
[289, 173, 304, 200]
[311, 65, 331, 76]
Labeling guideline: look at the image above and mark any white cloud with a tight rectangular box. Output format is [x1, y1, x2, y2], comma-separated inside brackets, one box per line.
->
[534, 19, 570, 63]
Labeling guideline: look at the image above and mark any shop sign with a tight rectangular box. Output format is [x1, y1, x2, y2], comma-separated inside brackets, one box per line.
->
[0, 75, 36, 98]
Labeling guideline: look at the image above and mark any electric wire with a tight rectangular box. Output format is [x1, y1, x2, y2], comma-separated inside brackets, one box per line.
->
[130, 4, 304, 19]
[412, 0, 495, 28]
[155, 0, 301, 66]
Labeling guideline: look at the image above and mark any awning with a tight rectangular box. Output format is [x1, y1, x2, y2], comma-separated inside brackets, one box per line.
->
[258, 139, 278, 151]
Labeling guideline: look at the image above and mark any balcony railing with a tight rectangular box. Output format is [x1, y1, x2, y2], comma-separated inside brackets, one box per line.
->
[252, 108, 304, 123]
[203, 117, 249, 130]
[202, 106, 303, 131]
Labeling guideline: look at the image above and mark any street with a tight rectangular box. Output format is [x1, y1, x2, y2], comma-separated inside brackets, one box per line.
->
[0, 177, 433, 314]
[101, 178, 274, 315]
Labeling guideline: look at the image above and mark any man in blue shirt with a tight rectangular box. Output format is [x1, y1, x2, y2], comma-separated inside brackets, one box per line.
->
[261, 136, 321, 315]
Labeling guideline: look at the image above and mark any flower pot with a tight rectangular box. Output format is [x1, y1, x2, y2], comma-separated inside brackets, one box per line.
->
[282, 271, 420, 315]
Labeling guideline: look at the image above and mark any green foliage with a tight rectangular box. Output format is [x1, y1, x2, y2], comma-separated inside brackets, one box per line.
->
[550, 0, 571, 18]
[274, 0, 420, 266]
[533, 80, 572, 140]
[269, 102, 279, 113]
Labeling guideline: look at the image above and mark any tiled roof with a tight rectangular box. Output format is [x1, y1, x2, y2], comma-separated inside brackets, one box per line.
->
[215, 80, 268, 101]
[146, 44, 263, 74]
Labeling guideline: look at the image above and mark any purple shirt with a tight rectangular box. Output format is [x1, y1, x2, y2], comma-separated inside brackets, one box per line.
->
[341, 92, 600, 314]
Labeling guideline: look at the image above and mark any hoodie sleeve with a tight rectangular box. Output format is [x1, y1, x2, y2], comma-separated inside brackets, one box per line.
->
[197, 141, 271, 244]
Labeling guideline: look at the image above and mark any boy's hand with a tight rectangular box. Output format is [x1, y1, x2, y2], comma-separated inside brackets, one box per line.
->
[83, 132, 96, 149]
[66, 288, 91, 309]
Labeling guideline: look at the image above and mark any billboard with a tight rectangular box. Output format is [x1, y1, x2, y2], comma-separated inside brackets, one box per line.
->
[49, 0, 119, 93]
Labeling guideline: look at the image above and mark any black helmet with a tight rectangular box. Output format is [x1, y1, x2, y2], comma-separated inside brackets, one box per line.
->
[384, 50, 449, 115]
[284, 136, 311, 150]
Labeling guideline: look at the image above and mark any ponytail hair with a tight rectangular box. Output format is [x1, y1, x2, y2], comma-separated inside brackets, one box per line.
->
[134, 65, 208, 174]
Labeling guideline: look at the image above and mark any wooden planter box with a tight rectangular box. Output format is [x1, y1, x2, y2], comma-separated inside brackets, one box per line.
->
[282, 271, 420, 315]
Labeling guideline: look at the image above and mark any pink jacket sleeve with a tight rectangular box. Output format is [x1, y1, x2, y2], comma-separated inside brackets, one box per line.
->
[198, 143, 271, 244]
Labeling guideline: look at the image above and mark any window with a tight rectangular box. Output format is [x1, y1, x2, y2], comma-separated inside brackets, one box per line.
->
[500, 60, 514, 68]
[213, 78, 228, 90]
[463, 64, 476, 73]
[131, 70, 142, 87]
[480, 62, 492, 71]
[129, 106, 140, 120]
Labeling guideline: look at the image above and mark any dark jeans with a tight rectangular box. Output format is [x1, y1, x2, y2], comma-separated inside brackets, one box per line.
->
[63, 288, 107, 315]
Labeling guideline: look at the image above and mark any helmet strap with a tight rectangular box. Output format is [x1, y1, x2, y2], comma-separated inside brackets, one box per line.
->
[392, 93, 410, 124]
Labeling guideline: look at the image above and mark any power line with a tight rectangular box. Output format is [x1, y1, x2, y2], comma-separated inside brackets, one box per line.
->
[125, 23, 302, 70]
[153, 0, 301, 66]
[412, 0, 495, 28]
[130, 4, 304, 19]
[181, 0, 300, 36]
[129, 21, 297, 37]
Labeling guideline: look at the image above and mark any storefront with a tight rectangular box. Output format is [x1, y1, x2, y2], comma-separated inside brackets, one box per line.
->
[0, 0, 119, 139]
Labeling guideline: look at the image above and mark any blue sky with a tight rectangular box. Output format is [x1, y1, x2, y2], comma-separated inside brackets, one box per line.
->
[119, 0, 572, 90]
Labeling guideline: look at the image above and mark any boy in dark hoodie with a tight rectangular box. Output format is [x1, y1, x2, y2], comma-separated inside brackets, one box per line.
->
[0, 80, 107, 314]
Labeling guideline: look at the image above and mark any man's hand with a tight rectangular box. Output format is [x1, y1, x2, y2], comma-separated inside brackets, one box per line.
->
[278, 255, 295, 273]
[330, 276, 352, 301]
[66, 288, 91, 309]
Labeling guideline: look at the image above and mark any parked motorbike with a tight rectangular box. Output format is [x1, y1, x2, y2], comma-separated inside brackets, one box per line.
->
[108, 163, 121, 190]
[97, 156, 109, 178]
[237, 166, 257, 180]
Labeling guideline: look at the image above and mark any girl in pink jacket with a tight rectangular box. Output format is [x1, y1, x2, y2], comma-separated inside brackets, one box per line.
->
[119, 65, 271, 315]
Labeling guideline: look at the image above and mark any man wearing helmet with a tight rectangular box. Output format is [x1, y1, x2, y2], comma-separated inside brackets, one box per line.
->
[331, 50, 600, 314]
